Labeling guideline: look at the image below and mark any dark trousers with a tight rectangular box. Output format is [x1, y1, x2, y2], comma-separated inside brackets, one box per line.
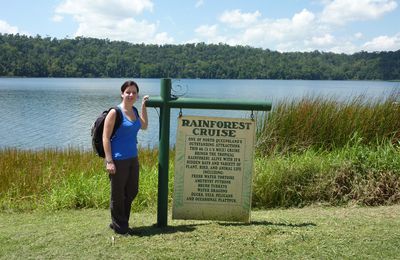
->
[109, 156, 139, 234]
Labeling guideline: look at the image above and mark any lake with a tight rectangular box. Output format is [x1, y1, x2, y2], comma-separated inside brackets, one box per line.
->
[0, 78, 399, 150]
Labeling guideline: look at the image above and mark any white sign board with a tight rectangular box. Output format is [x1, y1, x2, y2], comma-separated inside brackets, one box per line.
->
[173, 115, 255, 222]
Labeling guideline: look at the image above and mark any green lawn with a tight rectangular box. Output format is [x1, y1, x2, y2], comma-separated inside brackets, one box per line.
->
[1, 205, 399, 259]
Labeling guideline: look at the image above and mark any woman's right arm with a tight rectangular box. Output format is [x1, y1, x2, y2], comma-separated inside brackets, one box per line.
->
[103, 109, 117, 174]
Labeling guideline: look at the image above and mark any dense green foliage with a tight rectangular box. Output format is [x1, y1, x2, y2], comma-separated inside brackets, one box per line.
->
[254, 144, 400, 208]
[1, 33, 400, 80]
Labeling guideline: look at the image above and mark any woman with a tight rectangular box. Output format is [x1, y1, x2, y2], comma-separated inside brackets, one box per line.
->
[103, 80, 149, 235]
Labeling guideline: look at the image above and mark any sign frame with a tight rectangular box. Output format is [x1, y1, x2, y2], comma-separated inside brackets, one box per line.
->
[173, 115, 256, 222]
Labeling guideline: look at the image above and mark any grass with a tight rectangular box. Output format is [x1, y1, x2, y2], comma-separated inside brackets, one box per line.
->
[253, 141, 400, 208]
[0, 94, 399, 209]
[256, 94, 400, 156]
[1, 141, 399, 211]
[0, 205, 399, 259]
[0, 94, 400, 258]
[0, 147, 164, 212]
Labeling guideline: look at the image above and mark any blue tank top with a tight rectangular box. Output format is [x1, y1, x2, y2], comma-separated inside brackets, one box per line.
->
[111, 106, 141, 160]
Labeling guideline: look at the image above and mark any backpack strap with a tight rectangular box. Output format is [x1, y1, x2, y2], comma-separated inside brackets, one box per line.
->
[133, 106, 139, 118]
[111, 106, 122, 137]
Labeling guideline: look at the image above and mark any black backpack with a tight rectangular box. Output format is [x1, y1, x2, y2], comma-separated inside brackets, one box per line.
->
[91, 107, 122, 158]
[91, 106, 139, 157]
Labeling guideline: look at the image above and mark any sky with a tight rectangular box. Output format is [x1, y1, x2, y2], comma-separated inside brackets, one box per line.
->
[0, 0, 399, 54]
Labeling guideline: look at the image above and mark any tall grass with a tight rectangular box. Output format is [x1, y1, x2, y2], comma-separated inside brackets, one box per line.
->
[1, 142, 399, 210]
[252, 93, 400, 207]
[256, 93, 400, 156]
[253, 140, 400, 208]
[0, 148, 164, 211]
[1, 94, 399, 211]
[0, 147, 102, 210]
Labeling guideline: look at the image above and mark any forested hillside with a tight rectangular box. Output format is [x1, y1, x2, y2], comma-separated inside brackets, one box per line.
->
[1, 33, 399, 80]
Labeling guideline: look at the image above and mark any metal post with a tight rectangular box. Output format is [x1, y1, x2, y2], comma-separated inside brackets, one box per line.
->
[157, 78, 171, 227]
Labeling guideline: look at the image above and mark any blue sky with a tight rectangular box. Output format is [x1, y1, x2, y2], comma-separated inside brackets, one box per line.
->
[0, 0, 399, 53]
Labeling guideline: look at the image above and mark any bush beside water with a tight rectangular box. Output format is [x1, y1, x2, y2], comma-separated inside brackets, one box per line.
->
[253, 142, 400, 208]
[1, 95, 399, 211]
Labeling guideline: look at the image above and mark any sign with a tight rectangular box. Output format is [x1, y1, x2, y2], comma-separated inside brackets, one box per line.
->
[173, 115, 255, 222]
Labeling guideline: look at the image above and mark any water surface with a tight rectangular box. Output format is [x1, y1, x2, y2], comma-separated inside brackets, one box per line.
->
[0, 78, 398, 150]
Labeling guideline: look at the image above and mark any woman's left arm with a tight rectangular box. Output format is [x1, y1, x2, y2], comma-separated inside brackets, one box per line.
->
[140, 95, 149, 130]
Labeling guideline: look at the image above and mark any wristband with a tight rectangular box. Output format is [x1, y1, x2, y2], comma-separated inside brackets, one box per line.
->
[106, 160, 113, 164]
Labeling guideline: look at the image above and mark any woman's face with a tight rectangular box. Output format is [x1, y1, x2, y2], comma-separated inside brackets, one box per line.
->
[121, 85, 138, 103]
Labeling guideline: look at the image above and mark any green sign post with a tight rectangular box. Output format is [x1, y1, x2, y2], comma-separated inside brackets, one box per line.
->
[146, 78, 272, 227]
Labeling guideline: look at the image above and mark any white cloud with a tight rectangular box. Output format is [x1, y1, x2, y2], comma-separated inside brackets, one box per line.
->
[292, 8, 316, 27]
[320, 0, 398, 25]
[195, 0, 204, 8]
[192, 6, 348, 53]
[52, 15, 64, 22]
[54, 0, 173, 44]
[0, 20, 19, 34]
[194, 9, 328, 51]
[241, 9, 316, 44]
[362, 34, 400, 51]
[195, 24, 218, 38]
[193, 2, 400, 54]
[219, 9, 261, 28]
[49, 0, 398, 53]
[309, 33, 335, 46]
[75, 17, 156, 42]
[194, 24, 229, 44]
[56, 0, 154, 17]
[329, 41, 358, 54]
[354, 32, 364, 39]
[153, 32, 174, 44]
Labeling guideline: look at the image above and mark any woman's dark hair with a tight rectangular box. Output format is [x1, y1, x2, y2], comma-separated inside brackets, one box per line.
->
[121, 80, 139, 93]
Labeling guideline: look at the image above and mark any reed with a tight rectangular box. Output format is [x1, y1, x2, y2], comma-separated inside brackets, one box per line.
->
[256, 93, 400, 156]
[0, 147, 100, 210]
[1, 142, 398, 210]
[0, 147, 168, 211]
[1, 95, 400, 210]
